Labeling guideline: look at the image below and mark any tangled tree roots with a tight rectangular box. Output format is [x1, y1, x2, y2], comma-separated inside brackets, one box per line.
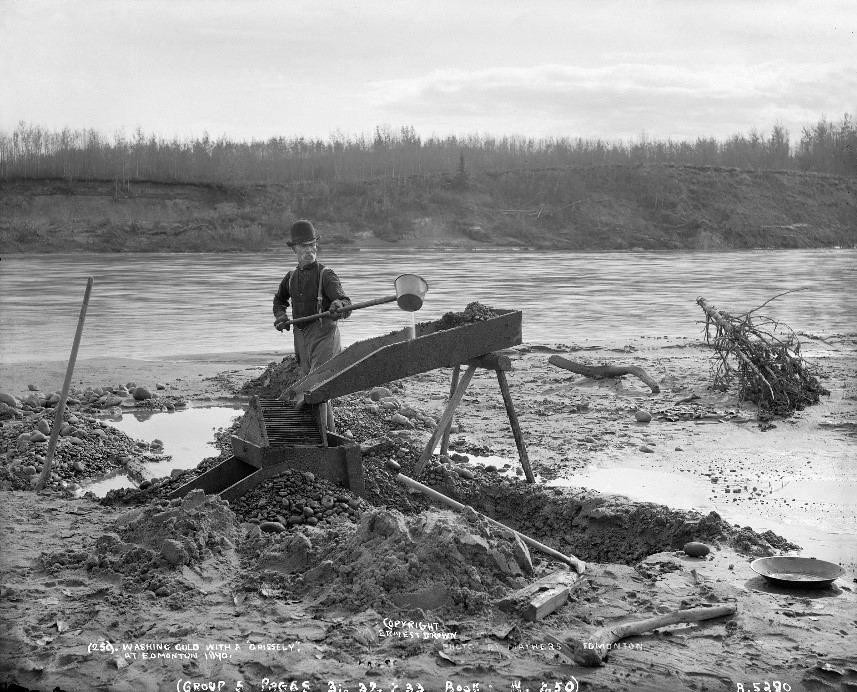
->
[697, 295, 829, 419]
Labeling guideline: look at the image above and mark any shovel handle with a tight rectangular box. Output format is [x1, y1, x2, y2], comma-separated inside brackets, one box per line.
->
[275, 294, 397, 327]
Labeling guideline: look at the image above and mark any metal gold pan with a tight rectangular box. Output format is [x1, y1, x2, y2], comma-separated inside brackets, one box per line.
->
[750, 556, 845, 588]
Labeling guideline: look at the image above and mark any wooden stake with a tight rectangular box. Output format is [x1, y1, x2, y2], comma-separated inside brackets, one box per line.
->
[496, 369, 535, 483]
[35, 277, 93, 491]
[415, 364, 476, 474]
[439, 364, 461, 458]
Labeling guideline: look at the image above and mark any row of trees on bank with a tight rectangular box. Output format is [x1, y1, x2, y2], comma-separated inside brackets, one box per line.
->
[1, 116, 855, 184]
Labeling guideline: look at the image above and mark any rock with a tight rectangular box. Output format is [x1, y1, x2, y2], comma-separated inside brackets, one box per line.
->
[583, 435, 596, 443]
[181, 489, 207, 511]
[491, 549, 524, 576]
[30, 431, 48, 443]
[161, 539, 190, 566]
[260, 521, 286, 534]
[133, 386, 152, 401]
[370, 387, 392, 401]
[683, 542, 711, 558]
[0, 392, 17, 408]
[21, 465, 37, 476]
[47, 393, 60, 404]
[23, 394, 41, 408]
[72, 461, 85, 473]
[386, 459, 401, 471]
[635, 410, 653, 423]
[28, 384, 39, 391]
[68, 437, 84, 447]
[126, 382, 137, 390]
[156, 383, 166, 390]
[104, 395, 123, 407]
[640, 445, 655, 453]
[390, 413, 413, 428]
[509, 532, 534, 575]
[675, 446, 684, 451]
[139, 480, 152, 490]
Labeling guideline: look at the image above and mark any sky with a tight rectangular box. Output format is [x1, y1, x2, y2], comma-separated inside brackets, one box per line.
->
[1, 0, 855, 145]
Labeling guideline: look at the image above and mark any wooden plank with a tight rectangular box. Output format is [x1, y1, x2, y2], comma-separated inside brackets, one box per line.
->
[294, 310, 522, 404]
[439, 364, 461, 458]
[526, 585, 571, 622]
[498, 569, 583, 619]
[415, 365, 476, 474]
[496, 369, 535, 483]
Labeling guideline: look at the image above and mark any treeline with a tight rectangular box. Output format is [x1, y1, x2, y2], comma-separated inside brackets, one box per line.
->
[1, 116, 855, 184]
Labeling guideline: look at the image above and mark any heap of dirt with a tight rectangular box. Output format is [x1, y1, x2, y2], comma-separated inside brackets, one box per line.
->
[40, 489, 242, 609]
[253, 507, 535, 615]
[430, 301, 502, 331]
[239, 355, 301, 398]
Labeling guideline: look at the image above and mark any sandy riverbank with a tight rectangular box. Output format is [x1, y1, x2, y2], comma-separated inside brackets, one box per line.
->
[1, 336, 856, 691]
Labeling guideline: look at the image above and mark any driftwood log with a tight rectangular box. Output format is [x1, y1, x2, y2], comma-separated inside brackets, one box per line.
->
[548, 355, 660, 393]
[546, 603, 737, 667]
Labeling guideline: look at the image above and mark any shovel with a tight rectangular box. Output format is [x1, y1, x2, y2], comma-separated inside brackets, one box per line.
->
[275, 273, 428, 328]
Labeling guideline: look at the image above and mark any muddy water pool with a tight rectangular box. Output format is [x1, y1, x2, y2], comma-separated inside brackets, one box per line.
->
[79, 406, 243, 496]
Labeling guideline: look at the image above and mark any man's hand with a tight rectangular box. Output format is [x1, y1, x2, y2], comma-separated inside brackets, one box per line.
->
[329, 300, 351, 320]
[274, 316, 290, 331]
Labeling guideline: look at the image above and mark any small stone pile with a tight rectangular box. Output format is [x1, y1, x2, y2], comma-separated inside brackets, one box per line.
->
[230, 468, 370, 531]
[0, 408, 141, 492]
[294, 508, 534, 614]
[0, 381, 187, 492]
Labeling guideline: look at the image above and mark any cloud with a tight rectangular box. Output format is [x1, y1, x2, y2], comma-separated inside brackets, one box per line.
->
[367, 62, 857, 140]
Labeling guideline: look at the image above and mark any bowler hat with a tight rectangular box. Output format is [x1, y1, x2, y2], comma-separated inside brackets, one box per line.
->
[287, 220, 321, 246]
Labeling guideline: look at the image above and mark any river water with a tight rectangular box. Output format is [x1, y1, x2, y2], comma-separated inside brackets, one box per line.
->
[1, 249, 855, 363]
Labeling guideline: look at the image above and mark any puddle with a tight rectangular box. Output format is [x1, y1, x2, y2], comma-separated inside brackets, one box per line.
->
[79, 406, 244, 496]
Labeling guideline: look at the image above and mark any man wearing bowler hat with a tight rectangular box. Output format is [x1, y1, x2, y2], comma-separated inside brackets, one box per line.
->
[273, 221, 352, 416]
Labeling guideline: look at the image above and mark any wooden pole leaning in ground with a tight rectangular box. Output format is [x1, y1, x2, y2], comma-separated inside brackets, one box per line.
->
[547, 603, 737, 667]
[35, 277, 94, 491]
[414, 364, 476, 475]
[395, 472, 586, 574]
[439, 364, 461, 458]
[495, 368, 536, 482]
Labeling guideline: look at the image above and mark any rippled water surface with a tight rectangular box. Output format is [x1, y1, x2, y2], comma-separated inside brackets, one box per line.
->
[2, 249, 854, 362]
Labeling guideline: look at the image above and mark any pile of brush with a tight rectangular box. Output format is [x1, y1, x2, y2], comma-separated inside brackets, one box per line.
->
[697, 295, 829, 419]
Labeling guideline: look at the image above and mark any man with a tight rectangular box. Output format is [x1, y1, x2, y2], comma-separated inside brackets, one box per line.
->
[273, 219, 352, 384]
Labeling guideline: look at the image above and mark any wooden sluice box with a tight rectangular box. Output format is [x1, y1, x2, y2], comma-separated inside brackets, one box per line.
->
[168, 308, 523, 502]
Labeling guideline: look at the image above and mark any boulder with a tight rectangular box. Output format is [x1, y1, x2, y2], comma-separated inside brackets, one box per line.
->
[260, 521, 287, 534]
[30, 431, 48, 443]
[0, 392, 17, 408]
[369, 387, 392, 401]
[390, 413, 413, 428]
[28, 384, 39, 391]
[683, 542, 711, 558]
[156, 383, 166, 390]
[133, 386, 152, 401]
[635, 409, 653, 423]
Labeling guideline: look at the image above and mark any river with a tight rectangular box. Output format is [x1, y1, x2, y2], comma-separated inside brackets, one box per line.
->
[1, 249, 855, 363]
